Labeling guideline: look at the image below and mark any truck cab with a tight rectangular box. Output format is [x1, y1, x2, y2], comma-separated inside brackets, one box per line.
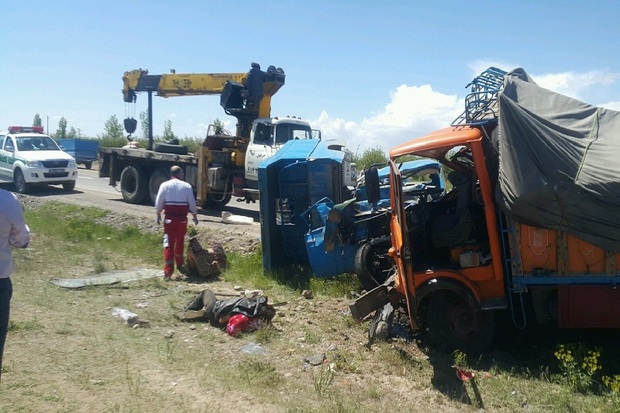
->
[350, 67, 620, 353]
[240, 117, 320, 201]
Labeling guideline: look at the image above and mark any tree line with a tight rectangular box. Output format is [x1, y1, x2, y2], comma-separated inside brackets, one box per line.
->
[31, 113, 394, 171]
[33, 111, 177, 140]
[32, 111, 191, 149]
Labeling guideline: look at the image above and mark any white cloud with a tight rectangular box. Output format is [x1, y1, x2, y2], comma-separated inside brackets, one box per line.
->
[196, 118, 235, 137]
[534, 70, 620, 100]
[312, 84, 462, 156]
[601, 101, 620, 111]
[311, 67, 620, 157]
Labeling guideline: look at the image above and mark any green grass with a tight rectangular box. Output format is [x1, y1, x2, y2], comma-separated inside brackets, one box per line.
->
[4, 200, 620, 413]
[23, 202, 162, 269]
[222, 248, 361, 299]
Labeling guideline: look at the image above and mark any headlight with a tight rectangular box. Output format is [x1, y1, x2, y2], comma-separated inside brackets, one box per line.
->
[26, 160, 41, 167]
[68, 159, 76, 167]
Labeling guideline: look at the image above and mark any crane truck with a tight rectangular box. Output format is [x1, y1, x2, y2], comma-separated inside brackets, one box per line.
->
[98, 63, 319, 208]
[350, 67, 620, 353]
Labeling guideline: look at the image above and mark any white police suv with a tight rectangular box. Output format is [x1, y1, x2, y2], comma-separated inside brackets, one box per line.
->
[0, 126, 78, 193]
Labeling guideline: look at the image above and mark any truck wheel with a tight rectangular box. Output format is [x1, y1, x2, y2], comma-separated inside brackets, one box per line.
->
[202, 192, 232, 210]
[63, 181, 76, 191]
[368, 303, 394, 343]
[83, 161, 93, 170]
[149, 168, 169, 205]
[426, 291, 495, 354]
[120, 166, 148, 204]
[354, 241, 393, 291]
[14, 169, 31, 194]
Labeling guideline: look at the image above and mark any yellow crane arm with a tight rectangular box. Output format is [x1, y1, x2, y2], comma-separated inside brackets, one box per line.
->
[122, 63, 286, 142]
[122, 70, 247, 99]
[122, 64, 285, 119]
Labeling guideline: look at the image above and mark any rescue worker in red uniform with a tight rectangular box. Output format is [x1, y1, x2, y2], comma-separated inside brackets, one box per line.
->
[155, 165, 198, 279]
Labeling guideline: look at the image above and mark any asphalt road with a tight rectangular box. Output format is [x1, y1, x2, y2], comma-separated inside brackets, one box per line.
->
[0, 165, 262, 239]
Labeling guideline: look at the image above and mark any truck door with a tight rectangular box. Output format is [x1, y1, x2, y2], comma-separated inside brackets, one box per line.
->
[246, 122, 275, 183]
[389, 159, 419, 328]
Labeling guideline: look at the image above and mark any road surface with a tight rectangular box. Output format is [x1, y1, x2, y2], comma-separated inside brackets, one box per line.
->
[0, 165, 262, 241]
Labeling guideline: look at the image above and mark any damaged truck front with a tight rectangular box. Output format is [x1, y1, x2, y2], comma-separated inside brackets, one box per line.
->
[351, 67, 620, 353]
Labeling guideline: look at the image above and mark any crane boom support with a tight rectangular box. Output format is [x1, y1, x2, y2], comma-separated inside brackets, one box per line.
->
[122, 63, 286, 141]
[122, 71, 248, 100]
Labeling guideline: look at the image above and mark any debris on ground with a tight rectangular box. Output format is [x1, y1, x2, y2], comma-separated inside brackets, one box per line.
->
[240, 342, 268, 355]
[221, 211, 254, 225]
[304, 353, 326, 366]
[111, 307, 150, 327]
[51, 268, 162, 289]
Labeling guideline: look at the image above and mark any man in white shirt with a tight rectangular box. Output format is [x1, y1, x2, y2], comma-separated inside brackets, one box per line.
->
[0, 189, 30, 382]
[155, 166, 198, 279]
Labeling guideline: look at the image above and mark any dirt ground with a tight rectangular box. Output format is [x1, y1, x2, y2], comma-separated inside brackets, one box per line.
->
[6, 190, 489, 412]
[7, 190, 620, 412]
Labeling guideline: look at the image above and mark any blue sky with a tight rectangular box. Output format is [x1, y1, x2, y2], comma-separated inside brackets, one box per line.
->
[2, 1, 619, 155]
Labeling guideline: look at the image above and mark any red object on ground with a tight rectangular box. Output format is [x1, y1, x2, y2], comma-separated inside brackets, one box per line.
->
[226, 314, 260, 336]
[456, 369, 475, 381]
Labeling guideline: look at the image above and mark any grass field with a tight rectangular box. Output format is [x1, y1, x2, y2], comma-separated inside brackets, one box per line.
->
[1, 201, 619, 412]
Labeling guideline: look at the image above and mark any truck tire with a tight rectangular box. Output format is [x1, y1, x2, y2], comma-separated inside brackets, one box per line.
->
[120, 166, 148, 204]
[354, 240, 393, 291]
[83, 161, 93, 170]
[153, 143, 188, 155]
[13, 169, 31, 194]
[63, 181, 76, 191]
[364, 166, 381, 205]
[368, 303, 394, 343]
[426, 291, 495, 354]
[149, 168, 169, 205]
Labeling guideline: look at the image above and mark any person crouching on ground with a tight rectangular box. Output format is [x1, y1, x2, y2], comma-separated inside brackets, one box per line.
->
[155, 165, 198, 280]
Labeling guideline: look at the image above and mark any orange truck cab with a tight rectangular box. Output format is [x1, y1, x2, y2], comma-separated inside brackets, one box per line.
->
[350, 67, 620, 353]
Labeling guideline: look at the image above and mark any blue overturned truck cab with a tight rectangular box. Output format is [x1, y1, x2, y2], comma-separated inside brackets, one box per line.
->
[303, 159, 444, 288]
[258, 139, 357, 272]
[260, 141, 445, 288]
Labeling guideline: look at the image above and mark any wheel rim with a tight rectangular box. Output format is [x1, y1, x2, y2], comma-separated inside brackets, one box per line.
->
[445, 301, 482, 340]
[149, 169, 168, 203]
[16, 171, 25, 192]
[125, 175, 137, 193]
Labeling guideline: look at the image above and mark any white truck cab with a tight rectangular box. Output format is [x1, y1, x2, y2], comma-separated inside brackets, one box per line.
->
[0, 126, 78, 193]
[241, 117, 320, 200]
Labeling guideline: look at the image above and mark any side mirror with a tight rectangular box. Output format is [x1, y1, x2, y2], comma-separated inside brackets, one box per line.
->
[364, 166, 381, 206]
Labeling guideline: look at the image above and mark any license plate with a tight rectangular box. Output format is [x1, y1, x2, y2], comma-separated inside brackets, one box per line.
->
[49, 168, 65, 173]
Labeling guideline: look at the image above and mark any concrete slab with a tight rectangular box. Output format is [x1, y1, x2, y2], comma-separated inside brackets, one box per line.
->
[50, 268, 163, 289]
